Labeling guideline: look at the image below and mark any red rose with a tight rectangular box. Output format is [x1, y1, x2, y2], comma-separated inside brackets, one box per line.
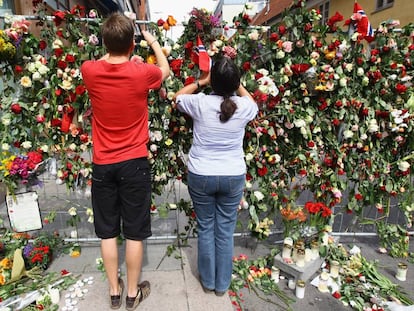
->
[278, 25, 286, 35]
[14, 65, 23, 74]
[257, 166, 268, 176]
[395, 83, 407, 94]
[65, 54, 75, 63]
[355, 193, 363, 200]
[54, 48, 64, 58]
[184, 76, 196, 86]
[57, 60, 67, 70]
[242, 61, 251, 71]
[75, 84, 86, 95]
[53, 11, 66, 26]
[39, 40, 47, 50]
[11, 103, 22, 114]
[269, 32, 279, 42]
[157, 19, 165, 27]
[332, 291, 341, 299]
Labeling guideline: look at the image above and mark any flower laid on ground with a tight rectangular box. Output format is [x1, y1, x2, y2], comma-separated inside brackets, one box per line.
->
[230, 253, 294, 311]
[324, 243, 414, 310]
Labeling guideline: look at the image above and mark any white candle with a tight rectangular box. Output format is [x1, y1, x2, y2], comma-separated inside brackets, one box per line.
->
[396, 262, 407, 281]
[330, 260, 340, 278]
[318, 272, 329, 293]
[288, 279, 296, 290]
[295, 280, 305, 299]
[271, 266, 280, 283]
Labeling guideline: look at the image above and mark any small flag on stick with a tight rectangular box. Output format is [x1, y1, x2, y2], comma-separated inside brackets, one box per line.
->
[196, 36, 211, 72]
[351, 1, 375, 42]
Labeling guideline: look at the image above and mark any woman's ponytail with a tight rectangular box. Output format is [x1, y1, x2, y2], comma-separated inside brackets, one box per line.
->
[219, 95, 237, 122]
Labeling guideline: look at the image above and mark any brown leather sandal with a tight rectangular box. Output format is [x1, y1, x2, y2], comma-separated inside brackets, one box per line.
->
[110, 278, 124, 309]
[125, 280, 151, 311]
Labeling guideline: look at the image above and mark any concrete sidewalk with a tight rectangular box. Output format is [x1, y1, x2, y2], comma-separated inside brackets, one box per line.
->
[14, 234, 414, 311]
[47, 240, 234, 311]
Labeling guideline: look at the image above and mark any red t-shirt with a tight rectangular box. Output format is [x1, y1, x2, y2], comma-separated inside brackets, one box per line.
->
[81, 60, 162, 164]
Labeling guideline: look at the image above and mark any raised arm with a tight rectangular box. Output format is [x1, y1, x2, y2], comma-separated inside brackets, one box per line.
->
[142, 30, 170, 81]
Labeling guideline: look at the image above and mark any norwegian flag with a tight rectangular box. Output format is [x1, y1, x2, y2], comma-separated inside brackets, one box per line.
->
[196, 36, 211, 72]
[351, 1, 375, 42]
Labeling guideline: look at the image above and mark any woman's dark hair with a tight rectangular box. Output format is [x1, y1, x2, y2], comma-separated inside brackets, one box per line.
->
[102, 12, 134, 55]
[210, 57, 241, 122]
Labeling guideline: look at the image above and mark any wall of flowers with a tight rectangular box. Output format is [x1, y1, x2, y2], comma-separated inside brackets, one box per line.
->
[0, 1, 413, 254]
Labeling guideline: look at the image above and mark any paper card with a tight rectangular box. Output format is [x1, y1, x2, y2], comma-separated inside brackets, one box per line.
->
[6, 191, 42, 232]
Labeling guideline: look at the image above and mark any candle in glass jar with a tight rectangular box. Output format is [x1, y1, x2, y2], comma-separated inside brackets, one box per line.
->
[271, 266, 280, 283]
[296, 248, 306, 268]
[282, 237, 293, 260]
[330, 260, 340, 278]
[295, 280, 305, 299]
[288, 278, 296, 290]
[396, 262, 407, 281]
[318, 271, 329, 293]
[311, 239, 320, 260]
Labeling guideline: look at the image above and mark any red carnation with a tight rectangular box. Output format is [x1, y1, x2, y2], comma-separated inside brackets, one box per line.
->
[257, 166, 268, 176]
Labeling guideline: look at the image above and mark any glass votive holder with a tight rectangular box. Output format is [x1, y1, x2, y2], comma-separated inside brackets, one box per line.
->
[295, 280, 306, 299]
[311, 239, 320, 260]
[330, 260, 340, 278]
[318, 271, 330, 293]
[296, 248, 306, 268]
[282, 237, 293, 260]
[288, 278, 296, 290]
[271, 266, 280, 283]
[396, 262, 407, 281]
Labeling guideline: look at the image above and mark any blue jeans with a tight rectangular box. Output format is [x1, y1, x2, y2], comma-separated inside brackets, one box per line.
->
[187, 172, 245, 292]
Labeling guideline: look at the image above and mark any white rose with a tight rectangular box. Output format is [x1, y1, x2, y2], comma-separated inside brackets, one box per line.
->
[367, 119, 379, 133]
[357, 67, 364, 76]
[2, 143, 10, 150]
[245, 153, 254, 161]
[21, 141, 32, 149]
[68, 207, 77, 216]
[398, 161, 410, 172]
[294, 119, 306, 128]
[343, 130, 354, 139]
[32, 71, 42, 81]
[275, 50, 285, 59]
[254, 191, 264, 201]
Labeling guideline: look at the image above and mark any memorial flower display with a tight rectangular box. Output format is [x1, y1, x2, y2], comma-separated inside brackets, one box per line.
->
[0, 0, 412, 273]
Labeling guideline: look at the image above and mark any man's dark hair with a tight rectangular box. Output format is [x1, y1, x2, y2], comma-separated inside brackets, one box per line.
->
[102, 12, 134, 55]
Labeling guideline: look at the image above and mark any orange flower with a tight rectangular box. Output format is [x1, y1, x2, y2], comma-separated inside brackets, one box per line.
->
[167, 15, 177, 26]
[163, 22, 170, 31]
[280, 207, 297, 221]
[0, 274, 5, 285]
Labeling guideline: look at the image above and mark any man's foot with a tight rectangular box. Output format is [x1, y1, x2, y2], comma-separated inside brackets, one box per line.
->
[110, 278, 124, 309]
[125, 280, 151, 311]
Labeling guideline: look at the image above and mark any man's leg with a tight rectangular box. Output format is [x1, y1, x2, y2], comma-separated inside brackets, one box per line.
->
[125, 239, 144, 297]
[101, 237, 121, 295]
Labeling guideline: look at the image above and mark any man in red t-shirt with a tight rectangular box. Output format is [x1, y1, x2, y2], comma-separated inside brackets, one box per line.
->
[81, 12, 169, 311]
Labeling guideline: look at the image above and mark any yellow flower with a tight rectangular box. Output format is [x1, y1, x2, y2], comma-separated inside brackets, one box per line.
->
[0, 257, 12, 269]
[165, 138, 173, 146]
[146, 54, 157, 64]
[70, 250, 81, 258]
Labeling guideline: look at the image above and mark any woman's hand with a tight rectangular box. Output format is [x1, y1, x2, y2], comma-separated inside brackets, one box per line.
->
[198, 71, 211, 87]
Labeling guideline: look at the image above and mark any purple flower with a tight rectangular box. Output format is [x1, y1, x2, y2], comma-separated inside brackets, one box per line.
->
[23, 243, 34, 258]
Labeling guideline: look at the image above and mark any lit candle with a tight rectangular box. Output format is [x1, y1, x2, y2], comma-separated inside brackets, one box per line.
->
[295, 280, 306, 299]
[396, 262, 407, 281]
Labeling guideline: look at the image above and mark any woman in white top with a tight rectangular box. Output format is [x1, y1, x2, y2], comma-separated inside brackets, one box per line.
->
[175, 56, 258, 296]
